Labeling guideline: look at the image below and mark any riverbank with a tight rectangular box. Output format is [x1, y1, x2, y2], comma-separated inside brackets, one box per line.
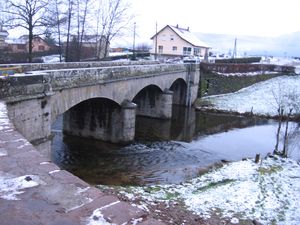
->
[98, 156, 300, 225]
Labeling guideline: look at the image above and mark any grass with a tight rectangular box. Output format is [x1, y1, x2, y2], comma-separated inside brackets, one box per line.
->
[192, 179, 236, 193]
[258, 165, 283, 175]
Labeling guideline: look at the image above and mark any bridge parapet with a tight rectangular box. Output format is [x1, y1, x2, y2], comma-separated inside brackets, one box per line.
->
[46, 64, 188, 90]
[0, 73, 51, 101]
[0, 60, 159, 73]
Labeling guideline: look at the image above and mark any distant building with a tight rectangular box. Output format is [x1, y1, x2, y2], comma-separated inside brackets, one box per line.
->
[64, 35, 109, 60]
[82, 35, 109, 59]
[7, 36, 51, 53]
[0, 25, 8, 49]
[150, 25, 210, 60]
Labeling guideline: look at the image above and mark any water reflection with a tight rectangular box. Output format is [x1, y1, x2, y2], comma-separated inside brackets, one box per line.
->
[51, 106, 300, 186]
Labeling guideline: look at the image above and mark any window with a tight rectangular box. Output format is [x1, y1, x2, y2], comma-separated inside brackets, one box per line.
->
[38, 45, 45, 51]
[183, 47, 192, 55]
[170, 35, 175, 41]
[161, 34, 167, 41]
[17, 44, 26, 50]
[158, 45, 163, 54]
[194, 47, 200, 56]
[172, 46, 177, 51]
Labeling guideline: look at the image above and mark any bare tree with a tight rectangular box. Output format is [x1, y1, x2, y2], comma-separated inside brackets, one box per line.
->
[65, 0, 74, 62]
[44, 0, 68, 62]
[1, 0, 49, 62]
[76, 0, 90, 61]
[272, 82, 300, 157]
[95, 0, 133, 58]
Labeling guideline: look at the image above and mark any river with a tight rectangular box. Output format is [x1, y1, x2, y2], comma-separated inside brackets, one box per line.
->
[51, 106, 300, 186]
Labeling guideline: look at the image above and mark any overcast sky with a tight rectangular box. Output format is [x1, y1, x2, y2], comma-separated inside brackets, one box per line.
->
[126, 0, 300, 45]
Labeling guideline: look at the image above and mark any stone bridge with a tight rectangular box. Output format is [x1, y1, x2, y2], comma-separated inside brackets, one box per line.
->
[0, 61, 200, 157]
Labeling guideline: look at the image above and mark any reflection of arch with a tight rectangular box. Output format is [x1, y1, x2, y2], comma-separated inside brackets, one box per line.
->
[170, 78, 187, 105]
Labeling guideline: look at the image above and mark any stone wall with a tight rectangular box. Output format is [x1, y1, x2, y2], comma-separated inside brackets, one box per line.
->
[199, 62, 296, 96]
[200, 62, 295, 74]
[199, 72, 286, 96]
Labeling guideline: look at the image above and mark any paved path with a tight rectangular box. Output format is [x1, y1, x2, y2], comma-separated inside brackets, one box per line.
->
[0, 102, 164, 225]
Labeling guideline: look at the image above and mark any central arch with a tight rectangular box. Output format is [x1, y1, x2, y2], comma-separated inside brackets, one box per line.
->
[133, 85, 173, 119]
[62, 97, 136, 143]
[170, 78, 187, 105]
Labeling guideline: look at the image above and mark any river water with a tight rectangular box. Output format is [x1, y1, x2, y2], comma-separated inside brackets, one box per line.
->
[51, 106, 300, 186]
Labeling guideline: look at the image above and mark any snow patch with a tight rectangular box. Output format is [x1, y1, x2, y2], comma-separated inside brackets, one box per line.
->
[0, 174, 41, 200]
[0, 102, 12, 131]
[49, 170, 60, 174]
[86, 201, 120, 225]
[0, 148, 8, 156]
[40, 162, 50, 165]
[230, 218, 239, 224]
[87, 208, 116, 225]
[217, 71, 278, 76]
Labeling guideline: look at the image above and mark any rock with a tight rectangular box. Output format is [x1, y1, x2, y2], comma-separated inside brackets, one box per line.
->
[25, 176, 32, 181]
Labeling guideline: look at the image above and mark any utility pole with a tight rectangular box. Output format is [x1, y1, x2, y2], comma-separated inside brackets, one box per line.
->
[155, 22, 158, 60]
[132, 22, 136, 60]
[233, 38, 237, 59]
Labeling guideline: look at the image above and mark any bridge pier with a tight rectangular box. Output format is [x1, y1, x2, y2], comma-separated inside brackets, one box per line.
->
[63, 99, 137, 144]
[120, 100, 137, 142]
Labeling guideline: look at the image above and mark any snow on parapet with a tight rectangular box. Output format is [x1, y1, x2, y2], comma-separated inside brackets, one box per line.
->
[0, 101, 12, 131]
[0, 174, 41, 200]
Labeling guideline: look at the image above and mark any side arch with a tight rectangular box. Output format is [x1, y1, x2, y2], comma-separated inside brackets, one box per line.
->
[170, 78, 187, 105]
[132, 84, 172, 119]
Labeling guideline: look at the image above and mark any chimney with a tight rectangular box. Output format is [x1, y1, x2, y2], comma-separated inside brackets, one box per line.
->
[187, 27, 189, 31]
[176, 24, 178, 28]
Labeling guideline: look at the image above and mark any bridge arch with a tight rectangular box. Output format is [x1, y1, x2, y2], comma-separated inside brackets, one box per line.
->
[170, 78, 188, 105]
[61, 97, 136, 143]
[132, 84, 172, 119]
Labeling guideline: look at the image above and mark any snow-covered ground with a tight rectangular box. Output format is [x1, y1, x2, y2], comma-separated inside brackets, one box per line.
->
[202, 75, 300, 116]
[111, 157, 300, 225]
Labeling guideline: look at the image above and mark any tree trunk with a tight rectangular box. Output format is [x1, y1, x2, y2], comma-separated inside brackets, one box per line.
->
[28, 17, 33, 63]
[55, 0, 62, 62]
[282, 109, 293, 157]
[65, 0, 73, 62]
[274, 108, 283, 154]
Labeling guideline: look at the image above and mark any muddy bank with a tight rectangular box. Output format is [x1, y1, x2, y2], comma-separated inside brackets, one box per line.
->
[194, 100, 300, 122]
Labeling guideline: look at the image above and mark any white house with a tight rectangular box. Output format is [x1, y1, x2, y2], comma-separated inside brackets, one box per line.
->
[150, 25, 210, 59]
